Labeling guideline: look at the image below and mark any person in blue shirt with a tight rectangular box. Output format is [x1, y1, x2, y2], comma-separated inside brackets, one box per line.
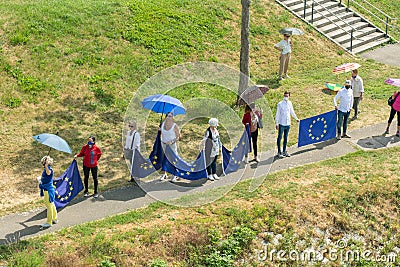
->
[38, 156, 58, 228]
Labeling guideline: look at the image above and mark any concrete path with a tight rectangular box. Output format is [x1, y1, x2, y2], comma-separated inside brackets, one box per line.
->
[1, 122, 399, 245]
[360, 43, 400, 67]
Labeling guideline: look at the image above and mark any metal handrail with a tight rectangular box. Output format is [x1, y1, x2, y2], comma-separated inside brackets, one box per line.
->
[312, 0, 364, 36]
[342, 0, 399, 38]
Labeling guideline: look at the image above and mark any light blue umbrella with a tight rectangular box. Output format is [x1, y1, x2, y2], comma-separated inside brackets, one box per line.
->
[33, 133, 72, 154]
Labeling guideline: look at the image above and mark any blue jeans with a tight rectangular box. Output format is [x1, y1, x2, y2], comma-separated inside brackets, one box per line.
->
[337, 110, 350, 136]
[277, 125, 290, 154]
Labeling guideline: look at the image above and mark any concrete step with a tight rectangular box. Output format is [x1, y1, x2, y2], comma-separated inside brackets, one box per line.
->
[351, 37, 390, 54]
[319, 15, 364, 33]
[292, 1, 338, 14]
[282, 0, 304, 8]
[301, 6, 348, 23]
[327, 22, 373, 40]
[314, 15, 361, 29]
[343, 31, 387, 50]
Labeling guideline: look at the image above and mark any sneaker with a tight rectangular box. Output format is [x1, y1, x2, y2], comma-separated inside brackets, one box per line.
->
[93, 193, 99, 198]
[342, 134, 351, 138]
[213, 174, 220, 180]
[336, 136, 341, 140]
[284, 74, 290, 79]
[396, 131, 400, 137]
[40, 223, 51, 228]
[255, 156, 260, 162]
[83, 192, 89, 197]
[384, 128, 390, 134]
[351, 116, 357, 120]
[278, 153, 284, 159]
[243, 157, 249, 164]
[52, 220, 58, 224]
[171, 176, 178, 183]
[160, 173, 167, 181]
[208, 175, 215, 181]
[278, 77, 284, 81]
[283, 152, 291, 157]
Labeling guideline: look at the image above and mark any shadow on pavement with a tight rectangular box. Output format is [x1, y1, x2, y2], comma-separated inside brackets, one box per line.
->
[357, 135, 400, 149]
[0, 223, 42, 245]
[291, 138, 339, 156]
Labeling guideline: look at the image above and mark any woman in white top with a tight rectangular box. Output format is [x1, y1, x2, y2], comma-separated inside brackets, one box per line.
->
[124, 121, 140, 182]
[160, 112, 181, 182]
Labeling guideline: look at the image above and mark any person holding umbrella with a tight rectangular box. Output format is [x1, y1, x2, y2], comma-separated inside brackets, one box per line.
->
[385, 90, 400, 137]
[274, 32, 292, 81]
[37, 156, 58, 228]
[74, 136, 102, 198]
[351, 69, 364, 120]
[160, 112, 181, 182]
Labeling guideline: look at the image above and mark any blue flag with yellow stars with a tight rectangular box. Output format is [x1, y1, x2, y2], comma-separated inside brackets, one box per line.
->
[298, 110, 337, 147]
[149, 130, 163, 170]
[131, 149, 157, 178]
[222, 127, 251, 175]
[53, 160, 84, 209]
[163, 145, 208, 180]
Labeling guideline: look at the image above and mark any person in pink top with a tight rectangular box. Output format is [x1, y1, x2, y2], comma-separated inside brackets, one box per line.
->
[385, 91, 400, 137]
[74, 136, 102, 198]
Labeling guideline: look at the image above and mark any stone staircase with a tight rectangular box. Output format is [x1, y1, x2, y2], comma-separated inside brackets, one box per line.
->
[276, 0, 391, 54]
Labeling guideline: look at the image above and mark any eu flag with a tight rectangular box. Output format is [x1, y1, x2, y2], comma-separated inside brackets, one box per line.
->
[298, 110, 337, 147]
[163, 145, 208, 180]
[131, 149, 157, 178]
[222, 127, 251, 175]
[53, 160, 84, 209]
[149, 130, 163, 170]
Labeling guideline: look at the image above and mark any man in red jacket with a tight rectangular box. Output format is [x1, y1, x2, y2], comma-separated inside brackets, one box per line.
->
[74, 136, 102, 198]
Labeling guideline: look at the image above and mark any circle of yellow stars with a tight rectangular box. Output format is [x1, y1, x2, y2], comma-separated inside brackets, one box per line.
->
[55, 177, 74, 202]
[308, 117, 328, 141]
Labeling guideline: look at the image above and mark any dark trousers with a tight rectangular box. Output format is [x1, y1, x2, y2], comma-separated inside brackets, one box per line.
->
[277, 125, 290, 154]
[337, 110, 350, 135]
[353, 97, 361, 117]
[83, 165, 98, 194]
[388, 108, 400, 126]
[251, 130, 258, 157]
[206, 155, 217, 175]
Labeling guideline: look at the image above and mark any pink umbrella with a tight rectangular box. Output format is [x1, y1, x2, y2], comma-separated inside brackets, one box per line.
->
[240, 85, 269, 104]
[385, 78, 400, 87]
[333, 63, 361, 74]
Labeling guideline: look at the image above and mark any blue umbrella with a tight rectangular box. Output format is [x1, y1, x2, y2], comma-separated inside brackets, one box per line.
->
[142, 94, 186, 116]
[33, 133, 72, 154]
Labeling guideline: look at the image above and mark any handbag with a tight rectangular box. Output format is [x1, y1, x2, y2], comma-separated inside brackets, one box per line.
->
[388, 93, 399, 106]
[257, 116, 264, 129]
[124, 132, 136, 161]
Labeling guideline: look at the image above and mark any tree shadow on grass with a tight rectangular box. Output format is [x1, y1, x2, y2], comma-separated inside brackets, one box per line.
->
[256, 78, 281, 90]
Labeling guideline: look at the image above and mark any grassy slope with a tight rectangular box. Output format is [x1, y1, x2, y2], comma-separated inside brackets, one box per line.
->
[0, 0, 398, 216]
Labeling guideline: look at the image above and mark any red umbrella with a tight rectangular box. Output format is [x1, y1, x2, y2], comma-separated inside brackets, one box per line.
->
[333, 63, 361, 74]
[240, 85, 269, 104]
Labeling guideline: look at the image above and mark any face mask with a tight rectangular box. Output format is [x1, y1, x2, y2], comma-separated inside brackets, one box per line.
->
[345, 86, 350, 89]
[284, 96, 289, 101]
[88, 142, 94, 146]
[352, 75, 356, 78]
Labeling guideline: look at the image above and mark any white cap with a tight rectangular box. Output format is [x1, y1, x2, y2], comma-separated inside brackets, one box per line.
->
[345, 80, 351, 85]
[208, 118, 218, 127]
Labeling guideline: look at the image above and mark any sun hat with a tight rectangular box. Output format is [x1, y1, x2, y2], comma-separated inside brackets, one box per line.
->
[208, 118, 218, 127]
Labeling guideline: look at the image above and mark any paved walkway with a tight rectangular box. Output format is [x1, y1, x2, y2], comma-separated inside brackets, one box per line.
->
[1, 122, 399, 245]
[360, 43, 400, 67]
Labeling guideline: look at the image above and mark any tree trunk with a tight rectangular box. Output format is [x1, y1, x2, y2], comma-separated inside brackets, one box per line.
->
[237, 0, 251, 106]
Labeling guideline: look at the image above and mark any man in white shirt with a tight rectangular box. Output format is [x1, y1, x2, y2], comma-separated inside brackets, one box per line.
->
[334, 80, 354, 140]
[351, 69, 364, 120]
[275, 91, 300, 158]
[274, 33, 292, 81]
